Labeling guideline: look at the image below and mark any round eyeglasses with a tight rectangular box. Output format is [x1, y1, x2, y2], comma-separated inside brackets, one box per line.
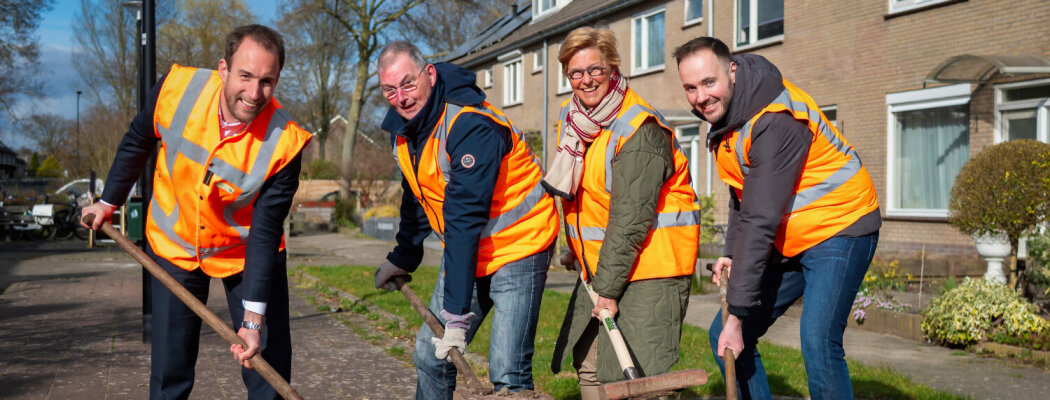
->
[566, 66, 608, 80]
[381, 68, 427, 100]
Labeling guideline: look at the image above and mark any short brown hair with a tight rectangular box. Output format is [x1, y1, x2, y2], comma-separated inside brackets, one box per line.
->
[557, 27, 620, 74]
[673, 36, 731, 66]
[224, 24, 286, 71]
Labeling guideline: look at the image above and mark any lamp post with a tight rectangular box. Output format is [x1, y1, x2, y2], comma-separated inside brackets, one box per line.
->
[123, 0, 156, 344]
[76, 90, 82, 170]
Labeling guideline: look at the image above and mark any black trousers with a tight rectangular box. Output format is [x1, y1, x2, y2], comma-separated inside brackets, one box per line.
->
[147, 247, 291, 400]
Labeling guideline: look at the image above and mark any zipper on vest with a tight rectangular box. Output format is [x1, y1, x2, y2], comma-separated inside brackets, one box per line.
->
[408, 134, 444, 236]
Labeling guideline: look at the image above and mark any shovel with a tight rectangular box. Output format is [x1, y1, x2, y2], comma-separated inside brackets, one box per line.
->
[392, 277, 552, 399]
[570, 256, 707, 399]
[82, 215, 304, 400]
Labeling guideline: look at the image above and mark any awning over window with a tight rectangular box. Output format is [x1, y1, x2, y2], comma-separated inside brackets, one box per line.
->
[925, 55, 1050, 85]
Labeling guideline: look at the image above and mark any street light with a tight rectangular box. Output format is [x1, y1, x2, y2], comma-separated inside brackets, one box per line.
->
[123, 0, 156, 345]
[76, 90, 82, 175]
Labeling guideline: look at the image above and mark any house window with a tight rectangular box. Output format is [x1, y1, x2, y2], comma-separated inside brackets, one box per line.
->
[736, 0, 783, 49]
[685, 0, 703, 25]
[821, 105, 839, 132]
[889, 0, 955, 15]
[503, 57, 523, 106]
[534, 0, 569, 19]
[886, 84, 971, 217]
[532, 49, 544, 74]
[557, 68, 571, 94]
[484, 67, 493, 88]
[631, 7, 665, 75]
[995, 79, 1050, 143]
[675, 124, 705, 196]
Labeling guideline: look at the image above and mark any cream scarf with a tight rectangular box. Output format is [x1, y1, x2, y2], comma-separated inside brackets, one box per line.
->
[541, 73, 628, 200]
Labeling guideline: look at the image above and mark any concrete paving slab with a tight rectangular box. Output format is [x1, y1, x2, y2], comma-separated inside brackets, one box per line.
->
[0, 238, 417, 399]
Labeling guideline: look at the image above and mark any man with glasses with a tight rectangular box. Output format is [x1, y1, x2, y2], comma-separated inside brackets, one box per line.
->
[371, 40, 558, 399]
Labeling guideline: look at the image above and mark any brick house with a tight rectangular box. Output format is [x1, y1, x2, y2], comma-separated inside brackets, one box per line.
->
[445, 0, 1050, 260]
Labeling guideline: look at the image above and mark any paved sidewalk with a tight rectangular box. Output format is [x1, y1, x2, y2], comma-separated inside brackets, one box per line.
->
[0, 237, 425, 399]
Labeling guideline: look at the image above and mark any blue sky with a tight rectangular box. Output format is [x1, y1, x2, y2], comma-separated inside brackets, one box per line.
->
[5, 0, 279, 149]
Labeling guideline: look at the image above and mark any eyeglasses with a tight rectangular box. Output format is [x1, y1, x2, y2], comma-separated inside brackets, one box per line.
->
[381, 68, 427, 100]
[566, 66, 608, 80]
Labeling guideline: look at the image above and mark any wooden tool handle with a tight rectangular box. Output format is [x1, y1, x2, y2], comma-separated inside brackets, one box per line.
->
[718, 265, 738, 400]
[394, 277, 489, 394]
[83, 215, 304, 400]
[579, 271, 640, 380]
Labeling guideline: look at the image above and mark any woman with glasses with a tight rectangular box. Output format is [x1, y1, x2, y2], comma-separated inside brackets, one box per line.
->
[546, 27, 701, 399]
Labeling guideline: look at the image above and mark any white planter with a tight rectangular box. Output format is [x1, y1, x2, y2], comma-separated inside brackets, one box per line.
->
[973, 233, 1011, 284]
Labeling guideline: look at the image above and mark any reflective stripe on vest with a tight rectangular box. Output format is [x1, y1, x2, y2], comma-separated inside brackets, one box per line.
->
[428, 103, 547, 243]
[733, 87, 864, 213]
[151, 68, 293, 261]
[565, 209, 701, 241]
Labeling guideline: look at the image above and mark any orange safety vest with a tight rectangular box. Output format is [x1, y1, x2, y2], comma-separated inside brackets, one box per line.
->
[561, 89, 701, 282]
[394, 101, 559, 277]
[146, 64, 312, 277]
[714, 79, 879, 257]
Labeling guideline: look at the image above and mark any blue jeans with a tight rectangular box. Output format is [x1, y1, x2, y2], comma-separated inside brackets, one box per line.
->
[708, 232, 878, 400]
[413, 246, 551, 399]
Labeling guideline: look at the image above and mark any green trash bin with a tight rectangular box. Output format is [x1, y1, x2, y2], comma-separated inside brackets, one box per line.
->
[125, 198, 144, 241]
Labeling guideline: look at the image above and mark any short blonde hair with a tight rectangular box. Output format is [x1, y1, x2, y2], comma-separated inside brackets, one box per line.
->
[558, 27, 620, 75]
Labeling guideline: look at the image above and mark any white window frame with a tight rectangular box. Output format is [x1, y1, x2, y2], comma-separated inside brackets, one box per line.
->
[684, 0, 703, 27]
[994, 78, 1050, 144]
[888, 0, 954, 15]
[675, 123, 706, 196]
[630, 7, 666, 76]
[499, 50, 524, 106]
[820, 104, 839, 132]
[557, 68, 572, 95]
[483, 67, 493, 88]
[885, 83, 971, 218]
[533, 0, 570, 20]
[532, 49, 544, 74]
[734, 0, 784, 51]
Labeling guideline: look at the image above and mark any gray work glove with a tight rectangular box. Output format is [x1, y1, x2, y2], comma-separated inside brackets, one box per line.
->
[374, 261, 411, 291]
[431, 310, 474, 360]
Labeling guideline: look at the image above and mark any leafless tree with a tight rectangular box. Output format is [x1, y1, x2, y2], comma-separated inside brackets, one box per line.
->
[157, 0, 256, 73]
[18, 113, 73, 162]
[319, 0, 425, 199]
[399, 0, 514, 56]
[0, 0, 54, 117]
[276, 0, 353, 161]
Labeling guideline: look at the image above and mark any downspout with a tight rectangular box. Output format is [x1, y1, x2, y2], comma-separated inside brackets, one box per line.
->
[705, 0, 714, 196]
[542, 38, 549, 168]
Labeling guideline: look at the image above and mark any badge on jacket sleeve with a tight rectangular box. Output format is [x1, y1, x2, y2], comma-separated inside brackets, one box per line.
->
[461, 154, 475, 169]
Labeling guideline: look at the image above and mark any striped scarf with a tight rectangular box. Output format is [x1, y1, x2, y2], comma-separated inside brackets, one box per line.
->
[541, 73, 628, 200]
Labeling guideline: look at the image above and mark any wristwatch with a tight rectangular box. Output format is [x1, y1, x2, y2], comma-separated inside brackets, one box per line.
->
[241, 320, 261, 330]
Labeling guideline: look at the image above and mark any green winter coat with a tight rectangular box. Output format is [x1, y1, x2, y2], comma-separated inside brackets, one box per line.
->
[550, 120, 693, 382]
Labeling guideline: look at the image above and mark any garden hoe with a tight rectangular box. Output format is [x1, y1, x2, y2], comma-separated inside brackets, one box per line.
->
[570, 257, 707, 400]
[392, 276, 553, 400]
[82, 215, 303, 400]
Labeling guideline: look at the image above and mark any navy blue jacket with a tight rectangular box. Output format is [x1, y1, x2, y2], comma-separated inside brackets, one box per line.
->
[100, 73, 302, 306]
[382, 62, 514, 315]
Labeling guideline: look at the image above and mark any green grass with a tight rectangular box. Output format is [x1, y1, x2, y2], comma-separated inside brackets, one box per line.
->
[294, 265, 966, 400]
